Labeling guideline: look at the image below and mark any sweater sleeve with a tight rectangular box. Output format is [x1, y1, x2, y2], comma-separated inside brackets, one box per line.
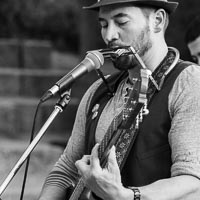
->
[168, 64, 200, 179]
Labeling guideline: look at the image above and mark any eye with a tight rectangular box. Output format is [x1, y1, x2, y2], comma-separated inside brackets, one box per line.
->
[116, 21, 128, 26]
[115, 17, 129, 27]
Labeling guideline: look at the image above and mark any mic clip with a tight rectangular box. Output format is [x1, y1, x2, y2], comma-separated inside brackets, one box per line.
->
[55, 89, 71, 111]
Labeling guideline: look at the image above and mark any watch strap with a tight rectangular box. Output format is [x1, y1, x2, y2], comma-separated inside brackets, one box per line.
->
[128, 187, 141, 200]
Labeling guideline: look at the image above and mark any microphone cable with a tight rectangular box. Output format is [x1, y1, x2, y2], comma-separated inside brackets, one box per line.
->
[19, 100, 42, 200]
[96, 69, 114, 97]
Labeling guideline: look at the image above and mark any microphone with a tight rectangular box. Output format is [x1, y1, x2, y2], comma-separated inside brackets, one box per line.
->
[40, 50, 104, 102]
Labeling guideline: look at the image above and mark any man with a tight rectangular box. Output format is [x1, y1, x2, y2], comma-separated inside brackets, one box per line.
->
[185, 14, 200, 65]
[38, 0, 200, 199]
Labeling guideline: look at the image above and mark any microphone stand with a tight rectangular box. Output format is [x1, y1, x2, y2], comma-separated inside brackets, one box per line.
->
[0, 90, 71, 198]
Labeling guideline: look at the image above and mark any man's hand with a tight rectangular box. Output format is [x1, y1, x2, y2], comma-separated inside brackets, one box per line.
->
[75, 144, 133, 200]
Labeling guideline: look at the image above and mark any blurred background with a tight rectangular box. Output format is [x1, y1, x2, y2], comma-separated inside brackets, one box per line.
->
[0, 0, 199, 199]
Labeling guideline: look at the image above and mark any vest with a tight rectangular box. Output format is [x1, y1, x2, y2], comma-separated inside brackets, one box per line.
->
[85, 61, 192, 187]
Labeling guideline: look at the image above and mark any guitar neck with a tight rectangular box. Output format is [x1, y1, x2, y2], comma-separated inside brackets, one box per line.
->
[69, 178, 85, 200]
[69, 113, 124, 200]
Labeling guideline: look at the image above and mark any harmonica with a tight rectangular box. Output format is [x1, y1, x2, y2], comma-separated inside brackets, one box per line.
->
[87, 46, 134, 59]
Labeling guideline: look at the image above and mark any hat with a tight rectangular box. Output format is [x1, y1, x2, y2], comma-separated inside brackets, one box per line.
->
[83, 0, 179, 14]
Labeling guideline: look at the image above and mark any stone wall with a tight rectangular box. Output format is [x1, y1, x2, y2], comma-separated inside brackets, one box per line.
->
[0, 39, 99, 199]
[0, 39, 84, 143]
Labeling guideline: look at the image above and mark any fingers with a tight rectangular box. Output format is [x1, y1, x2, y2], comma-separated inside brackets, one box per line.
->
[81, 155, 91, 165]
[107, 146, 120, 175]
[75, 155, 90, 166]
[75, 155, 90, 176]
[107, 145, 117, 166]
[75, 143, 101, 176]
[90, 143, 102, 171]
[75, 144, 119, 178]
[90, 144, 118, 172]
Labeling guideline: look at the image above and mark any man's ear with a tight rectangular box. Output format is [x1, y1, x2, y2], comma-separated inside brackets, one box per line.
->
[153, 9, 166, 33]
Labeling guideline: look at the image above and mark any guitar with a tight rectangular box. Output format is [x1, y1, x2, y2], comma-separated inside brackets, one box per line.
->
[69, 68, 150, 200]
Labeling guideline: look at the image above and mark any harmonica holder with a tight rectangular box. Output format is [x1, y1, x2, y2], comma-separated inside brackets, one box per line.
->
[89, 46, 159, 90]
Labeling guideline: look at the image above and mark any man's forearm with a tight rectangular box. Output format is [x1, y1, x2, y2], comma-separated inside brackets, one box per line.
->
[38, 185, 70, 200]
[139, 175, 200, 200]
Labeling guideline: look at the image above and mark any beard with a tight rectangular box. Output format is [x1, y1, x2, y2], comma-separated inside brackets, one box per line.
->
[112, 25, 152, 71]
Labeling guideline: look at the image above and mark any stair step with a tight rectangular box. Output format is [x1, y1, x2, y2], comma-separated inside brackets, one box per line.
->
[0, 39, 52, 69]
[0, 68, 98, 98]
[0, 68, 67, 98]
[0, 97, 79, 139]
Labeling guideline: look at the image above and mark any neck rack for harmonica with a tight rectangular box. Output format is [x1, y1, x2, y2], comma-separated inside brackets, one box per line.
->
[88, 46, 180, 91]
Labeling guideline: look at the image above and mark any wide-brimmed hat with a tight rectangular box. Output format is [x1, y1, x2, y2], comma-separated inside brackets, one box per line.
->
[83, 0, 179, 14]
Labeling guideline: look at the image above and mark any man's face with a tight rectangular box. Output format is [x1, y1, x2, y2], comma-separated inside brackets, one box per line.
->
[99, 4, 153, 62]
[188, 35, 200, 65]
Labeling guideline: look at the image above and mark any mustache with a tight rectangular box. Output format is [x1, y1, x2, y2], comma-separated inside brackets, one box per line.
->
[107, 42, 126, 48]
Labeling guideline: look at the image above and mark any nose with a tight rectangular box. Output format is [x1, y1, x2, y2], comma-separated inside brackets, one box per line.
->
[102, 23, 119, 45]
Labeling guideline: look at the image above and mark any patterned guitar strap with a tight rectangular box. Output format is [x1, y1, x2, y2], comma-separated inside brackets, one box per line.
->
[113, 48, 179, 170]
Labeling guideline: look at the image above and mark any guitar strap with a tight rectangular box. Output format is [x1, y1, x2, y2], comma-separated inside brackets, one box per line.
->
[114, 48, 181, 170]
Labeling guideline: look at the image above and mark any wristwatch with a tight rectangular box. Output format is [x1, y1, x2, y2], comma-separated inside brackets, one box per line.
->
[128, 187, 141, 200]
